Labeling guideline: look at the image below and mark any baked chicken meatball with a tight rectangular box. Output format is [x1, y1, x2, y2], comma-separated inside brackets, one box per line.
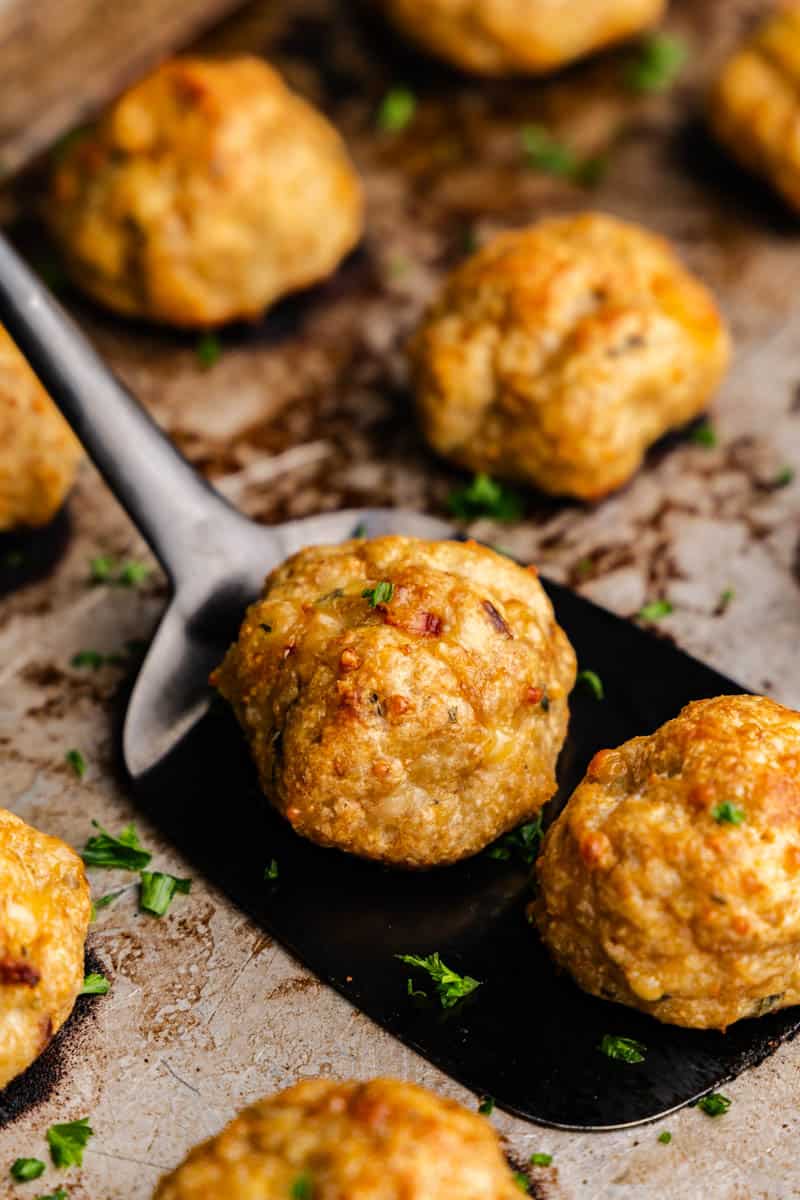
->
[709, 7, 800, 213]
[0, 325, 81, 530]
[411, 214, 731, 501]
[153, 1077, 521, 1200]
[535, 695, 800, 1030]
[0, 808, 91, 1088]
[212, 536, 576, 868]
[46, 56, 364, 327]
[379, 0, 666, 76]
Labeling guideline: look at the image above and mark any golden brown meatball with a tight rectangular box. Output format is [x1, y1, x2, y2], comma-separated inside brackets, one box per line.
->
[154, 1077, 521, 1200]
[0, 325, 81, 531]
[212, 536, 576, 868]
[379, 0, 666, 76]
[46, 57, 364, 328]
[411, 214, 730, 501]
[0, 808, 91, 1088]
[534, 695, 800, 1030]
[709, 7, 800, 213]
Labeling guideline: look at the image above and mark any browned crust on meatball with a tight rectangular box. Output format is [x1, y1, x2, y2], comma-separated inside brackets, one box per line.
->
[153, 1077, 522, 1200]
[709, 6, 800, 213]
[535, 695, 800, 1029]
[381, 0, 666, 76]
[46, 57, 364, 328]
[411, 213, 731, 501]
[212, 536, 576, 868]
[0, 808, 91, 1088]
[0, 326, 81, 531]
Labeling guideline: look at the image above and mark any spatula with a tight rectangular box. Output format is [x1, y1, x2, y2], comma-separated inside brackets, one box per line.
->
[1, 230, 796, 1129]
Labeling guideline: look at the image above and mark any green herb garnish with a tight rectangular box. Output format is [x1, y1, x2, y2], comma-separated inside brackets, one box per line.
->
[196, 333, 221, 369]
[711, 801, 745, 826]
[689, 421, 717, 448]
[139, 871, 191, 917]
[46, 1118, 93, 1168]
[10, 1158, 46, 1181]
[513, 1174, 530, 1194]
[291, 1172, 314, 1200]
[377, 87, 416, 132]
[624, 33, 687, 93]
[65, 749, 86, 780]
[487, 816, 544, 865]
[658, 1131, 672, 1144]
[637, 599, 673, 622]
[82, 821, 152, 871]
[599, 1034, 647, 1064]
[407, 978, 427, 1000]
[396, 952, 481, 1008]
[117, 561, 151, 587]
[70, 650, 106, 670]
[719, 588, 735, 610]
[773, 466, 795, 488]
[264, 859, 279, 882]
[447, 473, 523, 522]
[80, 973, 110, 996]
[90, 890, 125, 921]
[696, 1092, 731, 1117]
[478, 1096, 495, 1115]
[531, 1153, 553, 1166]
[36, 1189, 69, 1200]
[521, 125, 606, 186]
[88, 555, 150, 587]
[576, 670, 604, 700]
[362, 581, 394, 607]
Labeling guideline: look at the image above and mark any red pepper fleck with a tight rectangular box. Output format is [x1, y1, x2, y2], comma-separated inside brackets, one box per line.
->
[527, 686, 544, 704]
[409, 611, 443, 636]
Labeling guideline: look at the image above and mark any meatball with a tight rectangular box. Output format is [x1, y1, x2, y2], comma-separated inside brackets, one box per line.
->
[534, 695, 800, 1030]
[46, 57, 364, 327]
[212, 536, 576, 868]
[709, 8, 800, 213]
[411, 214, 730, 501]
[0, 808, 91, 1088]
[0, 325, 81, 530]
[379, 0, 666, 76]
[153, 1077, 521, 1200]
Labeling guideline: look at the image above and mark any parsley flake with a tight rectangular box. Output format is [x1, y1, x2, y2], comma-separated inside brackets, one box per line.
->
[139, 871, 191, 917]
[10, 1157, 46, 1181]
[773, 466, 795, 488]
[82, 821, 152, 871]
[88, 555, 150, 587]
[90, 889, 125, 921]
[719, 588, 735, 611]
[599, 1034, 647, 1064]
[362, 581, 394, 607]
[521, 125, 606, 187]
[46, 1117, 93, 1168]
[513, 1173, 530, 1193]
[377, 87, 416, 132]
[711, 801, 745, 826]
[624, 33, 687, 93]
[351, 521, 367, 539]
[70, 650, 106, 670]
[696, 1092, 731, 1117]
[36, 1189, 68, 1200]
[658, 1131, 672, 1144]
[291, 1172, 314, 1200]
[264, 859, 279, 882]
[447, 473, 523, 522]
[407, 978, 427, 1000]
[478, 1096, 495, 1116]
[396, 952, 481, 1008]
[637, 599, 673, 622]
[531, 1153, 553, 1166]
[65, 749, 86, 780]
[689, 420, 717, 448]
[196, 333, 221, 369]
[80, 973, 110, 996]
[576, 669, 604, 700]
[487, 816, 544, 865]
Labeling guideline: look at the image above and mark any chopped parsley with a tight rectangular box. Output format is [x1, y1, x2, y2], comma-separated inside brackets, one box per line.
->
[531, 1153, 553, 1166]
[637, 599, 673, 622]
[658, 1131, 672, 1144]
[689, 420, 717, 448]
[711, 801, 746, 826]
[264, 859, 279, 882]
[36, 1189, 68, 1200]
[65, 749, 86, 780]
[521, 125, 607, 187]
[291, 1172, 314, 1200]
[139, 871, 191, 917]
[598, 1034, 647, 1064]
[90, 889, 125, 921]
[377, 87, 416, 132]
[46, 1117, 93, 1168]
[576, 669, 604, 700]
[478, 1096, 495, 1116]
[351, 521, 367, 539]
[719, 588, 735, 610]
[487, 816, 544, 865]
[773, 466, 795, 488]
[82, 821, 152, 871]
[696, 1092, 731, 1117]
[447, 473, 523, 522]
[513, 1174, 530, 1193]
[80, 973, 110, 996]
[362, 581, 394, 607]
[88, 555, 151, 587]
[117, 560, 151, 587]
[10, 1158, 46, 1181]
[407, 978, 427, 1000]
[396, 952, 481, 1008]
[624, 33, 688, 93]
[71, 649, 127, 670]
[196, 333, 221, 369]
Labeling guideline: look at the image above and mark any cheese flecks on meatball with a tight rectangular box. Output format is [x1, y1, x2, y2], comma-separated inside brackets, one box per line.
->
[0, 326, 81, 531]
[153, 1077, 522, 1200]
[379, 0, 666, 76]
[0, 808, 91, 1088]
[535, 695, 800, 1030]
[46, 57, 364, 328]
[212, 536, 576, 868]
[709, 7, 800, 213]
[411, 214, 731, 501]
